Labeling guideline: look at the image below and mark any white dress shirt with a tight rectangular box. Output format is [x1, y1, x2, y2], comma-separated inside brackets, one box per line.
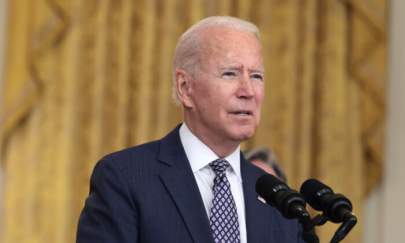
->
[179, 123, 247, 243]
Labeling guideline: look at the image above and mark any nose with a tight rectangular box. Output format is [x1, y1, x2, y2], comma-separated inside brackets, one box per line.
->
[236, 73, 255, 99]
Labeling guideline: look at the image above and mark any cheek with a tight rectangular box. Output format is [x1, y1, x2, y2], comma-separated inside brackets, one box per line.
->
[255, 85, 265, 106]
[206, 84, 231, 106]
[190, 81, 213, 108]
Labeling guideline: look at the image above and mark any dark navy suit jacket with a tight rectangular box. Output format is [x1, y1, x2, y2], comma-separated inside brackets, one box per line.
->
[76, 125, 304, 243]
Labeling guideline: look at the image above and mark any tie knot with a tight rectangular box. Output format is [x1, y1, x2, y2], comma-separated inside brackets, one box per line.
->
[209, 159, 230, 175]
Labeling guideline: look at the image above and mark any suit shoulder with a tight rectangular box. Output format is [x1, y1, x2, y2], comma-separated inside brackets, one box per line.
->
[105, 139, 160, 158]
[96, 139, 161, 171]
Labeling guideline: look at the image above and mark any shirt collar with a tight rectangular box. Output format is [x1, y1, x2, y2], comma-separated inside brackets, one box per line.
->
[179, 123, 242, 180]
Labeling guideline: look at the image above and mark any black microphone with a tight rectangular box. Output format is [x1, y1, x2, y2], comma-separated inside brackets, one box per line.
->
[256, 174, 309, 220]
[256, 174, 320, 243]
[300, 179, 355, 223]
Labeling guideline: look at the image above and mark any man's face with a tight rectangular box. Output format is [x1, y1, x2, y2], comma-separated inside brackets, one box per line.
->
[184, 27, 265, 147]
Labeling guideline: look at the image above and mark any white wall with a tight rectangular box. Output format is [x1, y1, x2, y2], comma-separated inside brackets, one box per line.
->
[381, 0, 405, 241]
[364, 0, 405, 242]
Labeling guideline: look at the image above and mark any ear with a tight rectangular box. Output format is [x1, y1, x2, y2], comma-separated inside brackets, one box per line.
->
[175, 68, 194, 108]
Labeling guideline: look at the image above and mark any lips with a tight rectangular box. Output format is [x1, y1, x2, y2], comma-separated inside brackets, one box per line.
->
[229, 110, 253, 116]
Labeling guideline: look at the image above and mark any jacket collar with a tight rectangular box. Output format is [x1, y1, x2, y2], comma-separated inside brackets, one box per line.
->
[157, 125, 214, 243]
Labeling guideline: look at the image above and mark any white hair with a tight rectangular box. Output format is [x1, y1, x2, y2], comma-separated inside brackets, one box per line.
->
[172, 16, 261, 104]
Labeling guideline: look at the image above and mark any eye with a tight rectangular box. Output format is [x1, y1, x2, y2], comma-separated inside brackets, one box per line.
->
[251, 73, 264, 81]
[222, 71, 237, 78]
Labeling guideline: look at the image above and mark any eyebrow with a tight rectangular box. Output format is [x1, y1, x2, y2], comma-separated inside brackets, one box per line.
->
[219, 65, 264, 73]
[248, 69, 264, 74]
[220, 65, 242, 71]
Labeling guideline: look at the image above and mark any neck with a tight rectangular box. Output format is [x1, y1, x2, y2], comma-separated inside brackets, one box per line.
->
[183, 121, 240, 158]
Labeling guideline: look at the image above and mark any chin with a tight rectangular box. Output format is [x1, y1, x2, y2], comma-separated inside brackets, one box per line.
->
[231, 129, 255, 141]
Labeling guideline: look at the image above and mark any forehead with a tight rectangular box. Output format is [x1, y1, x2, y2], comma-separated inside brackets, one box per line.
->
[198, 27, 263, 69]
[202, 26, 259, 43]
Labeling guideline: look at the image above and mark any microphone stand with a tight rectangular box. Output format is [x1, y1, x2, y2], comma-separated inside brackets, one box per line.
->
[330, 215, 357, 243]
[295, 208, 319, 243]
[311, 213, 357, 243]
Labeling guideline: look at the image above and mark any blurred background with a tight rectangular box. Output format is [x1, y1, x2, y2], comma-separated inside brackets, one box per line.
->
[0, 0, 403, 242]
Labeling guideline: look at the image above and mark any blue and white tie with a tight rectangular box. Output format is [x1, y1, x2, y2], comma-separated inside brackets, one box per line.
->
[209, 159, 240, 243]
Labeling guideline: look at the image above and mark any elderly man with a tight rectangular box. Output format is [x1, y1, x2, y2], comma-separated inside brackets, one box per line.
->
[77, 16, 304, 243]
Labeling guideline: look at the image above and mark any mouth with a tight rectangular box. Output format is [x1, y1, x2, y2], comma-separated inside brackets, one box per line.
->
[229, 110, 253, 116]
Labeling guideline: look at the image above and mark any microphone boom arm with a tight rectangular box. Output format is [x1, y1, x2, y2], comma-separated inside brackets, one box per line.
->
[330, 214, 357, 243]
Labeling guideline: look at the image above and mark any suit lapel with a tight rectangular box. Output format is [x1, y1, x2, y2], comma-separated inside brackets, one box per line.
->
[158, 126, 213, 243]
[241, 154, 273, 242]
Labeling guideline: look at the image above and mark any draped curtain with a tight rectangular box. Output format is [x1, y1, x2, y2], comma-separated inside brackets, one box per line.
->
[0, 0, 387, 242]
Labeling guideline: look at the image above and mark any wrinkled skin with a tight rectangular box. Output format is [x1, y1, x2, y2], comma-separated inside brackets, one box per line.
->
[176, 27, 265, 157]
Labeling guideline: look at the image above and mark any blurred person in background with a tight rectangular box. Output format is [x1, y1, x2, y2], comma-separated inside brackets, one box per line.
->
[245, 147, 287, 182]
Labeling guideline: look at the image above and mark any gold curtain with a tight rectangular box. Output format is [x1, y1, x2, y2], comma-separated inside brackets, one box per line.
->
[0, 0, 387, 242]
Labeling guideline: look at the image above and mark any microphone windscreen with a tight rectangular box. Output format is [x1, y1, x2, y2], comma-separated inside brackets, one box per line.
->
[300, 178, 333, 211]
[255, 174, 289, 203]
[257, 174, 310, 219]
